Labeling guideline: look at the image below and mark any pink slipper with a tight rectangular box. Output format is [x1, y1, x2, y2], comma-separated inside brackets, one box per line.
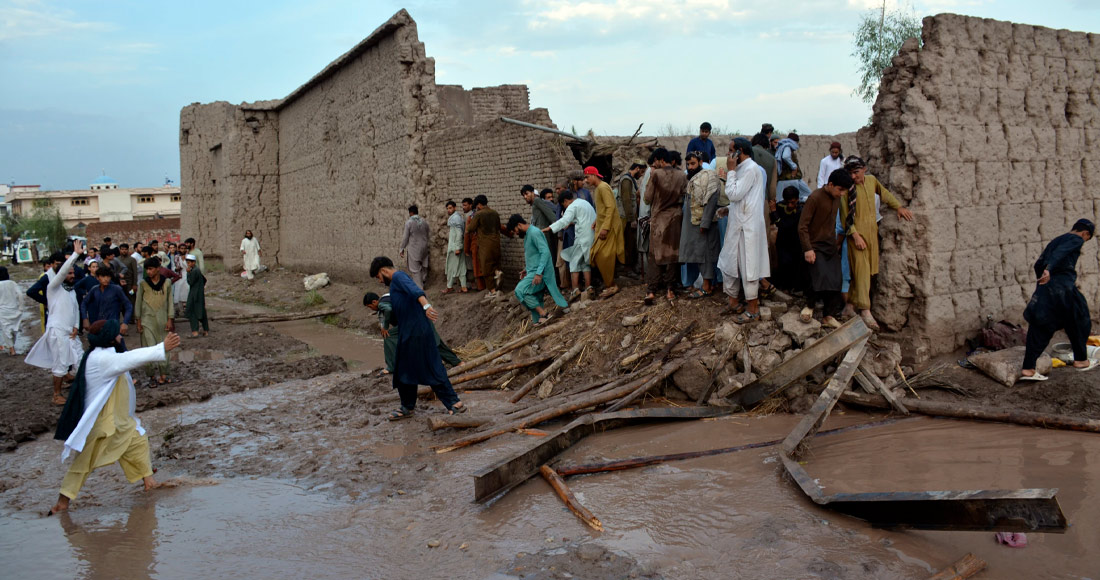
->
[995, 531, 1027, 547]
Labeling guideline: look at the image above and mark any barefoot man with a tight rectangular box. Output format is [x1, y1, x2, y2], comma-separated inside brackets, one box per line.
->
[48, 319, 180, 515]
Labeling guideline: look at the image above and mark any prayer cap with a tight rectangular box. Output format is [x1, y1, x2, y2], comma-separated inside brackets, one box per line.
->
[1073, 218, 1095, 236]
[185, 254, 197, 261]
[567, 169, 584, 180]
[583, 166, 604, 179]
[830, 141, 842, 149]
[88, 319, 121, 348]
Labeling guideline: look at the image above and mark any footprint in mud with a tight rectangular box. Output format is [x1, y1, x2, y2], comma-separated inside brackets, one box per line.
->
[153, 476, 220, 489]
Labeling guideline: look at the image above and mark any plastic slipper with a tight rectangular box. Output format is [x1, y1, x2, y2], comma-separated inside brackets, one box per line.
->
[957, 358, 977, 369]
[995, 531, 1028, 547]
[799, 307, 813, 323]
[388, 407, 415, 421]
[1018, 373, 1048, 381]
[448, 403, 469, 415]
[1077, 359, 1100, 372]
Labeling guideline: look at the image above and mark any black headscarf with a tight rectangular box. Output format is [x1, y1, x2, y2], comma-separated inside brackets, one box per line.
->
[55, 320, 121, 441]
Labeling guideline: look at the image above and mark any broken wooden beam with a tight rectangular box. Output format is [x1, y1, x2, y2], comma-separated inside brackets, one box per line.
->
[839, 391, 1100, 433]
[539, 465, 603, 531]
[604, 356, 690, 413]
[727, 316, 869, 409]
[555, 416, 914, 477]
[781, 337, 868, 457]
[212, 307, 345, 324]
[450, 351, 557, 385]
[696, 337, 740, 405]
[472, 406, 734, 502]
[654, 321, 697, 363]
[927, 553, 987, 580]
[854, 362, 908, 414]
[427, 415, 490, 431]
[510, 341, 585, 403]
[447, 319, 566, 377]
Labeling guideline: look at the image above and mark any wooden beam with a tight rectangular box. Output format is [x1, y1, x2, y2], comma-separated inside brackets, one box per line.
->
[854, 364, 908, 414]
[539, 465, 603, 531]
[781, 337, 868, 457]
[928, 553, 987, 580]
[839, 391, 1100, 433]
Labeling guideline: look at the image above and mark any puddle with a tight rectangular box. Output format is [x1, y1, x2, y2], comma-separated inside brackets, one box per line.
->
[269, 319, 384, 371]
[171, 349, 226, 363]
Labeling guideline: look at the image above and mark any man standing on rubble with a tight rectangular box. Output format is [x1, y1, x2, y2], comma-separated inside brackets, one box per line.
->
[679, 151, 722, 297]
[586, 166, 625, 298]
[544, 189, 597, 299]
[799, 170, 855, 328]
[642, 148, 686, 305]
[1020, 219, 1097, 380]
[443, 201, 468, 294]
[369, 256, 467, 419]
[506, 214, 568, 325]
[613, 161, 645, 276]
[468, 195, 503, 299]
[840, 156, 913, 331]
[817, 142, 844, 189]
[400, 205, 430, 289]
[717, 138, 770, 323]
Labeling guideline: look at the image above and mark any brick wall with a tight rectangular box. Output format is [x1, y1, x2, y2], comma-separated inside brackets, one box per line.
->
[424, 108, 580, 283]
[86, 218, 181, 246]
[859, 13, 1100, 358]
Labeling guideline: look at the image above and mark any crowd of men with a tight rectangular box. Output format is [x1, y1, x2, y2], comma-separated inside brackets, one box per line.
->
[12, 236, 209, 402]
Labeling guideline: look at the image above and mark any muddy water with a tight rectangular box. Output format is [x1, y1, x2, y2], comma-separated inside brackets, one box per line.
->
[204, 296, 384, 370]
[3, 391, 1099, 578]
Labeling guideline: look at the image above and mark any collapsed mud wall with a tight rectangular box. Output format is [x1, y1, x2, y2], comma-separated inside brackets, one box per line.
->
[425, 109, 579, 280]
[859, 13, 1100, 359]
[86, 218, 181, 246]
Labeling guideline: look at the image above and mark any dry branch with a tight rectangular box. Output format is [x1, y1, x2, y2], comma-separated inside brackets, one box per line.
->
[510, 341, 585, 403]
[448, 319, 566, 377]
[450, 352, 557, 385]
[539, 465, 603, 531]
[605, 357, 690, 413]
[928, 553, 987, 580]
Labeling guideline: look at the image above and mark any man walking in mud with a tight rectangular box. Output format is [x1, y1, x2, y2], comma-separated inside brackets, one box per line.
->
[370, 256, 467, 419]
[1020, 219, 1097, 381]
[363, 291, 461, 375]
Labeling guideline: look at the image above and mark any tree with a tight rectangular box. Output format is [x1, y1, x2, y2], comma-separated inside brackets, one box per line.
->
[8, 206, 69, 252]
[852, 2, 923, 104]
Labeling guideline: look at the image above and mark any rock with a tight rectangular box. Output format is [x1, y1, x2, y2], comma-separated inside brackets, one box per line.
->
[576, 543, 605, 562]
[672, 359, 711, 401]
[622, 314, 646, 327]
[968, 346, 1053, 387]
[621, 333, 634, 349]
[747, 321, 778, 347]
[763, 300, 789, 316]
[714, 322, 747, 352]
[782, 348, 802, 362]
[758, 306, 773, 321]
[790, 394, 817, 414]
[866, 340, 903, 378]
[783, 383, 808, 400]
[779, 311, 821, 345]
[670, 339, 693, 356]
[303, 272, 330, 291]
[750, 346, 782, 376]
[427, 539, 440, 548]
[767, 333, 793, 352]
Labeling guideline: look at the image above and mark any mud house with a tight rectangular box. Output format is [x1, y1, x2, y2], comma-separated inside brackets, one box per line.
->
[180, 11, 1100, 359]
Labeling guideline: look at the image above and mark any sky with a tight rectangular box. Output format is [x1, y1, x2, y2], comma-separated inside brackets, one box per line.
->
[2, 0, 1098, 191]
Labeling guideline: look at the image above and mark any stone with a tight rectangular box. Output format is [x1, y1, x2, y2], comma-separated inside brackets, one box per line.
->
[672, 359, 712, 401]
[763, 300, 789, 316]
[749, 346, 783, 376]
[866, 340, 903, 378]
[767, 333, 793, 353]
[715, 322, 747, 352]
[758, 306, 773, 321]
[427, 539, 440, 548]
[576, 543, 605, 562]
[303, 273, 330, 291]
[670, 339, 693, 356]
[782, 348, 802, 362]
[747, 321, 778, 347]
[968, 346, 1053, 387]
[783, 383, 808, 400]
[779, 311, 821, 345]
[621, 333, 633, 349]
[789, 394, 817, 414]
[622, 314, 646, 327]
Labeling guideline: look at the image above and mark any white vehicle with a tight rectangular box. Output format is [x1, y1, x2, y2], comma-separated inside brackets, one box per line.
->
[14, 238, 48, 264]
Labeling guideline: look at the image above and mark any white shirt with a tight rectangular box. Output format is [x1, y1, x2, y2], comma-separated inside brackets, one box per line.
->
[817, 154, 845, 189]
[549, 198, 597, 249]
[45, 253, 80, 331]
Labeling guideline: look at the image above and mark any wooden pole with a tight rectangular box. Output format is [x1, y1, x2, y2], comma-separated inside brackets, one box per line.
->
[539, 465, 603, 531]
[619, 343, 661, 369]
[928, 553, 987, 580]
[605, 357, 690, 413]
[840, 391, 1100, 433]
[510, 341, 585, 403]
[450, 352, 557, 385]
[427, 415, 489, 431]
[447, 319, 566, 377]
[653, 321, 697, 363]
[696, 339, 739, 405]
[210, 307, 345, 323]
[854, 364, 908, 415]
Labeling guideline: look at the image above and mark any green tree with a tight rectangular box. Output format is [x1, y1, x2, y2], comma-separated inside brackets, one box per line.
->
[8, 206, 69, 251]
[852, 3, 923, 104]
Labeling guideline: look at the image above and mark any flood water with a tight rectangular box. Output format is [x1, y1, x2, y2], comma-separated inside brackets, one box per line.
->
[3, 392, 1098, 579]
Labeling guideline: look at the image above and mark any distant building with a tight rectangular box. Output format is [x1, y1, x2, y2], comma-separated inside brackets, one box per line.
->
[7, 176, 181, 232]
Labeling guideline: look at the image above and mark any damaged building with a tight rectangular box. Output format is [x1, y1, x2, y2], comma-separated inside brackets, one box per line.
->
[180, 10, 1100, 359]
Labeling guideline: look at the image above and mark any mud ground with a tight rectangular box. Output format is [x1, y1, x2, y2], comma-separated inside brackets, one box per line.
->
[2, 260, 1100, 578]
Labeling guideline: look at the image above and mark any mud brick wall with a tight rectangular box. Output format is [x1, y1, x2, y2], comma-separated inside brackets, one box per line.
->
[858, 13, 1100, 359]
[179, 103, 281, 268]
[86, 218, 181, 246]
[425, 108, 579, 283]
[436, 84, 531, 128]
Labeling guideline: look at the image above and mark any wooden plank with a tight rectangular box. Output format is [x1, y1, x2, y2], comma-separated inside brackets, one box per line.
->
[510, 341, 584, 402]
[839, 391, 1100, 433]
[472, 406, 734, 502]
[855, 365, 909, 415]
[928, 553, 987, 580]
[781, 337, 868, 456]
[727, 317, 869, 409]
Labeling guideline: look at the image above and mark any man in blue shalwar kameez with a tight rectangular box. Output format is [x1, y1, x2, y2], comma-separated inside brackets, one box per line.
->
[1021, 219, 1097, 381]
[505, 214, 569, 324]
[370, 257, 467, 419]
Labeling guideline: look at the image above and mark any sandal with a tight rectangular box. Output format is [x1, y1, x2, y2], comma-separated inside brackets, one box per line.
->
[599, 286, 619, 299]
[644, 294, 655, 306]
[686, 288, 706, 300]
[388, 407, 415, 420]
[800, 306, 814, 323]
[759, 284, 776, 299]
[1076, 359, 1100, 372]
[733, 311, 760, 324]
[448, 403, 468, 415]
[1018, 373, 1048, 382]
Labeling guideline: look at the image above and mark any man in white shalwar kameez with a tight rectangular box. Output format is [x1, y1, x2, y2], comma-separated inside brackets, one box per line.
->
[25, 242, 85, 404]
[543, 190, 598, 299]
[717, 138, 770, 323]
[240, 230, 262, 280]
[0, 266, 24, 355]
[48, 318, 180, 515]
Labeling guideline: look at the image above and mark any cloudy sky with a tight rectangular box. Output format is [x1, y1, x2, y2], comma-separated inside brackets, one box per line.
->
[2, 0, 1098, 190]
